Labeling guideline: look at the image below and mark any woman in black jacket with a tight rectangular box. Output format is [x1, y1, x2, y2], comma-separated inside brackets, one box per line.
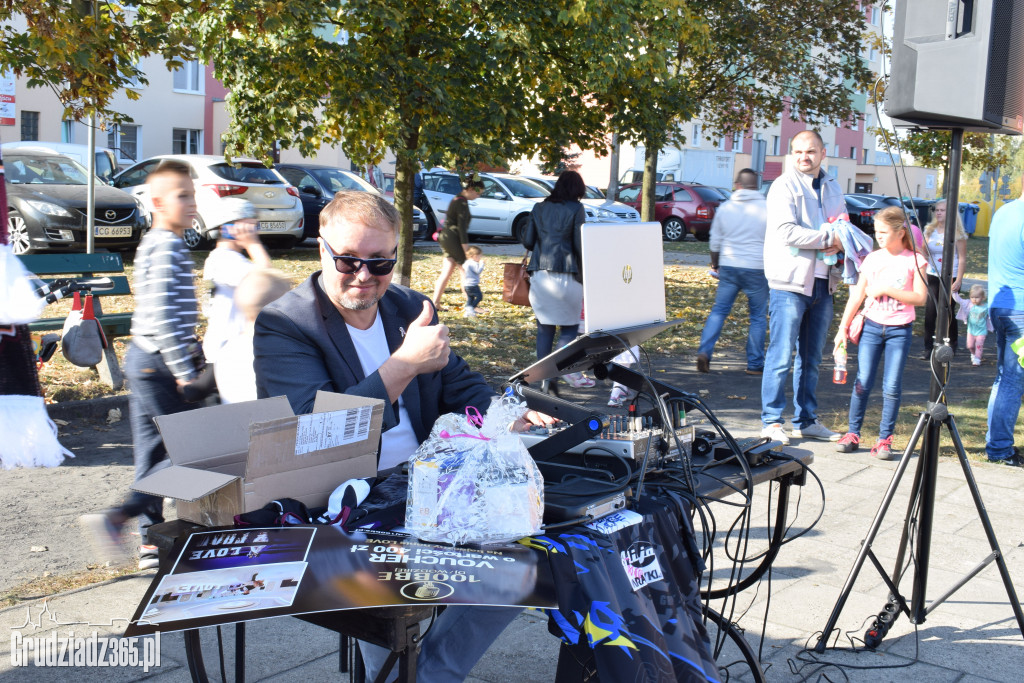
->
[519, 171, 593, 393]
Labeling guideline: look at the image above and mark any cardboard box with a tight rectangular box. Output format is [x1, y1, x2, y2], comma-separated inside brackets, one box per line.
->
[132, 392, 384, 526]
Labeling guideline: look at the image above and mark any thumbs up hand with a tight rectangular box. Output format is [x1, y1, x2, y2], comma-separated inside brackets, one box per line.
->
[392, 301, 450, 374]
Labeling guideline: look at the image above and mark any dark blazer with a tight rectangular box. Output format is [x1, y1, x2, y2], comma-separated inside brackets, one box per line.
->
[253, 272, 495, 443]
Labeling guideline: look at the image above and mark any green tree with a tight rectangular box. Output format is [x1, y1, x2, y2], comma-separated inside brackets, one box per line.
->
[0, 2, 188, 124]
[899, 130, 1016, 175]
[571, 0, 873, 221]
[162, 1, 606, 285]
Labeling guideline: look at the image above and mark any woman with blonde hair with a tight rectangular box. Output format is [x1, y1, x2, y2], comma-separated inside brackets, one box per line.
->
[921, 199, 967, 358]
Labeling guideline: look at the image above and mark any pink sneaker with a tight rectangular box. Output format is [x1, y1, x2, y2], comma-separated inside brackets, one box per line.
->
[562, 372, 595, 388]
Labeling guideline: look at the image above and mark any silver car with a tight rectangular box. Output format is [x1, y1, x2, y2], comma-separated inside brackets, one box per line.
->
[523, 175, 640, 223]
[113, 155, 304, 249]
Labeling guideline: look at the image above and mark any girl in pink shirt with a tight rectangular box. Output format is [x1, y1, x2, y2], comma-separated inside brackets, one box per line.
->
[833, 207, 928, 460]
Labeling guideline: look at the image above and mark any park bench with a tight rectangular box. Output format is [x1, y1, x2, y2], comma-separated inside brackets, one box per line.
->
[17, 252, 133, 389]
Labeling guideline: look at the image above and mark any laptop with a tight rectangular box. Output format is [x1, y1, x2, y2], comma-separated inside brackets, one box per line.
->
[581, 222, 667, 334]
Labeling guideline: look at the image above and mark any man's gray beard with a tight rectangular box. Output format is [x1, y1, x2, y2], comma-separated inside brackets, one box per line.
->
[339, 293, 383, 311]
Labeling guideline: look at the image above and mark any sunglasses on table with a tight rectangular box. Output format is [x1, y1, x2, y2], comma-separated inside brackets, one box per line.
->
[321, 239, 397, 276]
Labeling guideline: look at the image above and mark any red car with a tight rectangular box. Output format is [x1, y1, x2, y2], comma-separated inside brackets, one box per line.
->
[616, 182, 722, 241]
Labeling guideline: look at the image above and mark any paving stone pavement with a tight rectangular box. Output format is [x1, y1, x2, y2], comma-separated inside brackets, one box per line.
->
[3, 331, 1022, 681]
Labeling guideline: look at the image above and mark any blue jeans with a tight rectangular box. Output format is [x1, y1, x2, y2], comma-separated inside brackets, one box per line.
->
[465, 285, 482, 308]
[536, 323, 578, 361]
[761, 279, 833, 429]
[359, 606, 521, 682]
[698, 266, 769, 370]
[120, 343, 199, 535]
[986, 307, 1024, 460]
[847, 319, 912, 440]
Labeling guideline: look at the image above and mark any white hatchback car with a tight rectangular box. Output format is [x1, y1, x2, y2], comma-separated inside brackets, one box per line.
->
[113, 155, 304, 249]
[421, 171, 548, 239]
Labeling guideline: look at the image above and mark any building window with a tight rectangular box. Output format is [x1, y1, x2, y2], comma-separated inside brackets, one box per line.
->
[692, 123, 702, 147]
[790, 102, 799, 120]
[172, 128, 202, 155]
[863, 148, 870, 164]
[770, 135, 780, 155]
[732, 132, 742, 149]
[871, 6, 880, 25]
[20, 111, 39, 141]
[172, 60, 203, 94]
[717, 136, 727, 150]
[869, 46, 878, 62]
[108, 123, 140, 164]
[850, 147, 857, 161]
[61, 120, 75, 144]
[833, 144, 840, 157]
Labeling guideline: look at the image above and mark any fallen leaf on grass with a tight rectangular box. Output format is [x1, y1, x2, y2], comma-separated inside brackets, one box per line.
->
[726, 395, 747, 400]
[53, 419, 69, 426]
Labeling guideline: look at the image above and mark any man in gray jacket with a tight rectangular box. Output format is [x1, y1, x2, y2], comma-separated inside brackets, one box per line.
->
[696, 168, 769, 374]
[760, 131, 845, 445]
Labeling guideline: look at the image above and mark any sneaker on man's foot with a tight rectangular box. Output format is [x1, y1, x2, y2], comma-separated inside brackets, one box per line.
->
[995, 448, 1024, 467]
[462, 306, 477, 318]
[139, 544, 160, 570]
[870, 435, 895, 461]
[793, 419, 841, 442]
[80, 511, 125, 565]
[696, 353, 710, 374]
[836, 432, 860, 453]
[760, 423, 790, 446]
[971, 356, 981, 366]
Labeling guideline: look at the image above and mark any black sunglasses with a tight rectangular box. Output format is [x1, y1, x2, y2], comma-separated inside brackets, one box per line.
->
[321, 239, 397, 276]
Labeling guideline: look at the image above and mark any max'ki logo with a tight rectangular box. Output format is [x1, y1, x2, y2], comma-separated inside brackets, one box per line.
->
[621, 264, 633, 284]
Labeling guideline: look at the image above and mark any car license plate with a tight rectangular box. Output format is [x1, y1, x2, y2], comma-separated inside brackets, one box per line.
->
[94, 225, 132, 238]
[260, 221, 287, 232]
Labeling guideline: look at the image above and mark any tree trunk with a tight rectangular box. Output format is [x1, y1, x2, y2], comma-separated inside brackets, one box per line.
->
[607, 133, 620, 201]
[394, 155, 416, 287]
[641, 143, 659, 223]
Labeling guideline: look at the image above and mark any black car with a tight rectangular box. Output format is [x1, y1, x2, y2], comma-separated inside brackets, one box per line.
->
[844, 195, 880, 235]
[4, 149, 146, 255]
[848, 193, 920, 226]
[275, 163, 429, 240]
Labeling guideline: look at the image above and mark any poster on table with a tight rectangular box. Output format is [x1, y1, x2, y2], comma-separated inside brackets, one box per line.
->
[125, 525, 557, 636]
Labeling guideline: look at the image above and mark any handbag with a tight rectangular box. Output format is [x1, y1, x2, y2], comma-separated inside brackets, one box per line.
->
[61, 292, 108, 367]
[848, 311, 865, 345]
[502, 256, 531, 307]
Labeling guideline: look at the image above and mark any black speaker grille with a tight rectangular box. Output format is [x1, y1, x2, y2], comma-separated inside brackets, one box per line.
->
[985, 0, 1012, 118]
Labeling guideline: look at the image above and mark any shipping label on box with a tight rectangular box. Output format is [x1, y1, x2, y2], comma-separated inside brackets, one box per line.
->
[294, 403, 376, 455]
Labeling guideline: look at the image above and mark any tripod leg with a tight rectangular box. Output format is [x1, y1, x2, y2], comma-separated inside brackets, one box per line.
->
[941, 417, 1024, 638]
[910, 418, 943, 623]
[887, 417, 930, 596]
[813, 411, 929, 652]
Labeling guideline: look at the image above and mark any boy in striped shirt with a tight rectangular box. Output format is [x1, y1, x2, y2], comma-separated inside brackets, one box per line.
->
[82, 160, 205, 569]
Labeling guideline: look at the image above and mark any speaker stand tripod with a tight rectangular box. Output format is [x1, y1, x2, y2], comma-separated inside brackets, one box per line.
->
[815, 128, 1024, 652]
[814, 393, 1024, 652]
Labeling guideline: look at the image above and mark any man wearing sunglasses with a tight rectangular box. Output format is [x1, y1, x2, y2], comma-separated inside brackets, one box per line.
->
[253, 190, 551, 681]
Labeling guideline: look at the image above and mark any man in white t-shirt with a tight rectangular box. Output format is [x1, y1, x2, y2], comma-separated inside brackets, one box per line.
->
[253, 190, 552, 681]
